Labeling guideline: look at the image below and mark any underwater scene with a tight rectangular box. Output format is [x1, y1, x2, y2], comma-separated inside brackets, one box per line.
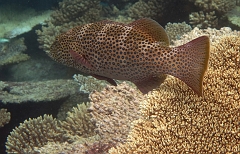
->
[0, 0, 239, 153]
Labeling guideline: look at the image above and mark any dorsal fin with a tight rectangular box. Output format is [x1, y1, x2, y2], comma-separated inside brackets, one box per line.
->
[128, 18, 170, 45]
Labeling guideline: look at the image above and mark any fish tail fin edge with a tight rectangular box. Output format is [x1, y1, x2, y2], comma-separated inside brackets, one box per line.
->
[172, 36, 210, 96]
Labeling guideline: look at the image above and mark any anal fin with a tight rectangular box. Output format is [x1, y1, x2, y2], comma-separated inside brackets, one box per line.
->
[91, 74, 117, 86]
[133, 75, 167, 94]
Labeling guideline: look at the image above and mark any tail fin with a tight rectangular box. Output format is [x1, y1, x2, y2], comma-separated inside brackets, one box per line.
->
[170, 36, 210, 96]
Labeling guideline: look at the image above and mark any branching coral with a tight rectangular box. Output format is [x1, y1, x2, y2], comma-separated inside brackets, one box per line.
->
[127, 0, 169, 19]
[109, 33, 239, 153]
[57, 93, 90, 121]
[189, 0, 236, 28]
[189, 11, 218, 28]
[88, 82, 146, 144]
[60, 103, 96, 142]
[189, 0, 235, 13]
[5, 115, 65, 153]
[5, 106, 98, 153]
[0, 108, 11, 128]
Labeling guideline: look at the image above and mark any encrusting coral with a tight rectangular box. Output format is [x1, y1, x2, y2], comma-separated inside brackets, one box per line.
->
[109, 33, 240, 153]
[0, 108, 11, 128]
[88, 82, 146, 144]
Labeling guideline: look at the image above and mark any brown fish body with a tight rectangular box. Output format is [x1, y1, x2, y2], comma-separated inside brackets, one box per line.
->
[50, 18, 210, 95]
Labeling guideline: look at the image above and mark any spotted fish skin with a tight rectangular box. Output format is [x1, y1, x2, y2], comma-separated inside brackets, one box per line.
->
[50, 18, 210, 96]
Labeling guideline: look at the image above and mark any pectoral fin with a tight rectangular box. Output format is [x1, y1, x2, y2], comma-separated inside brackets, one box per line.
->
[69, 50, 93, 69]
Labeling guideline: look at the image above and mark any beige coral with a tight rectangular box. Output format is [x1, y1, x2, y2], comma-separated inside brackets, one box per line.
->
[189, 11, 218, 28]
[0, 108, 11, 128]
[60, 103, 96, 142]
[88, 82, 146, 144]
[109, 35, 239, 153]
[5, 115, 65, 153]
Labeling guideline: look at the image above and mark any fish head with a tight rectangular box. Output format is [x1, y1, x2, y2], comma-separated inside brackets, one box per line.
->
[49, 29, 91, 72]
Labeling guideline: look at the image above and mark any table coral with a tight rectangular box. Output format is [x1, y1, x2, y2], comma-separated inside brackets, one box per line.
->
[109, 34, 240, 153]
[0, 108, 11, 128]
[0, 4, 51, 39]
[0, 79, 79, 104]
[0, 38, 29, 66]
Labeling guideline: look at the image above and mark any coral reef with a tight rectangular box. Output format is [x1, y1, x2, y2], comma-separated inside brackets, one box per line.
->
[5, 115, 65, 153]
[36, 0, 103, 53]
[5, 107, 99, 153]
[0, 79, 79, 104]
[189, 0, 236, 28]
[0, 38, 29, 66]
[0, 108, 11, 128]
[88, 82, 145, 144]
[0, 4, 51, 39]
[109, 32, 240, 153]
[165, 22, 192, 44]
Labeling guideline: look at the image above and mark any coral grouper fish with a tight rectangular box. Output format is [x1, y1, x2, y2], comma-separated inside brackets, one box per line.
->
[49, 18, 210, 96]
